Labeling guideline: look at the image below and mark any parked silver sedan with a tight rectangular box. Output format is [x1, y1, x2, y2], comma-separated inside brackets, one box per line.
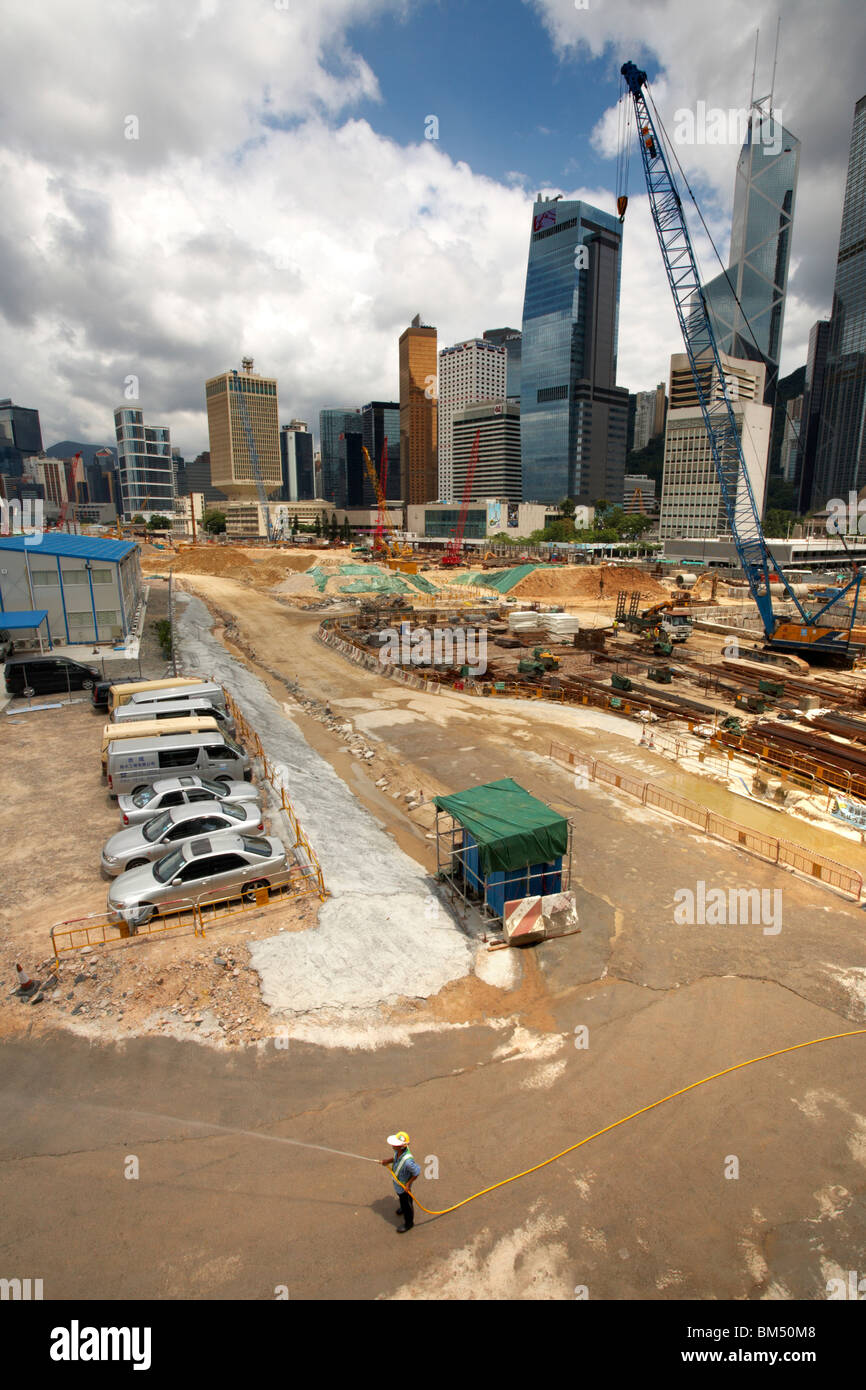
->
[101, 801, 266, 876]
[117, 776, 261, 827]
[107, 834, 287, 925]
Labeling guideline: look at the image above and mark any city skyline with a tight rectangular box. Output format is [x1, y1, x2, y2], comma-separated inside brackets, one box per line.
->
[1, 0, 863, 461]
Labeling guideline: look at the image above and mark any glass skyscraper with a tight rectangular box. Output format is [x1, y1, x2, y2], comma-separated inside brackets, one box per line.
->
[812, 94, 866, 505]
[520, 197, 629, 506]
[113, 407, 174, 519]
[694, 111, 800, 405]
[361, 401, 401, 503]
[319, 408, 361, 508]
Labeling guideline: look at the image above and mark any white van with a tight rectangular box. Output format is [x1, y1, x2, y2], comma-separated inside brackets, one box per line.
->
[108, 677, 205, 714]
[106, 732, 252, 797]
[126, 681, 228, 716]
[114, 699, 237, 738]
[100, 715, 220, 766]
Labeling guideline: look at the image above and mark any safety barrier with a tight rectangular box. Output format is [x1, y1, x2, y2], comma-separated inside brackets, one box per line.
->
[713, 730, 866, 803]
[224, 692, 328, 903]
[50, 896, 201, 958]
[549, 739, 862, 900]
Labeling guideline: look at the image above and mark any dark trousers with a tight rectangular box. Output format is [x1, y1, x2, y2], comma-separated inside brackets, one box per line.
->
[398, 1191, 414, 1229]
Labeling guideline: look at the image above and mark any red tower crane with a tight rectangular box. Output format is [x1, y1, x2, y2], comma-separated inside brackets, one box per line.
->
[441, 429, 481, 568]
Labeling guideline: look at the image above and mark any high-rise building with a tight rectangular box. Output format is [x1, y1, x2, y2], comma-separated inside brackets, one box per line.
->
[632, 388, 665, 452]
[319, 408, 361, 508]
[692, 108, 800, 407]
[279, 421, 315, 502]
[781, 394, 803, 483]
[0, 398, 43, 501]
[452, 403, 522, 503]
[205, 359, 280, 500]
[174, 450, 227, 505]
[811, 94, 866, 506]
[658, 351, 771, 541]
[361, 401, 401, 503]
[438, 339, 507, 501]
[399, 314, 438, 504]
[482, 328, 522, 402]
[113, 407, 174, 519]
[37, 456, 69, 508]
[520, 196, 629, 506]
[796, 320, 831, 512]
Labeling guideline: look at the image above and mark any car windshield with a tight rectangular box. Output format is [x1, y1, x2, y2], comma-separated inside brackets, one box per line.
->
[142, 811, 173, 842]
[223, 803, 245, 821]
[199, 778, 224, 796]
[241, 836, 272, 856]
[153, 847, 187, 883]
[132, 787, 156, 808]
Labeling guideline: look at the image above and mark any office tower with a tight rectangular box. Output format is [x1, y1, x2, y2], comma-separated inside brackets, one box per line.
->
[520, 196, 629, 506]
[452, 402, 521, 502]
[812, 94, 866, 504]
[37, 457, 69, 508]
[399, 314, 438, 504]
[658, 351, 771, 540]
[174, 451, 227, 505]
[693, 107, 800, 406]
[280, 421, 315, 502]
[438, 339, 507, 500]
[113, 407, 174, 518]
[0, 398, 43, 500]
[796, 320, 831, 511]
[632, 389, 661, 452]
[361, 401, 401, 503]
[319, 408, 361, 508]
[482, 328, 522, 402]
[780, 394, 803, 482]
[205, 359, 280, 500]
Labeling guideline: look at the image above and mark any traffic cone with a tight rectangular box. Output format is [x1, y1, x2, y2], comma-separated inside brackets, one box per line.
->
[16, 963, 35, 993]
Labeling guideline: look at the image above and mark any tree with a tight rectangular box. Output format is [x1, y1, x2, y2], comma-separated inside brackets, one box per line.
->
[292, 514, 299, 536]
[329, 511, 339, 540]
[202, 509, 226, 534]
[131, 514, 145, 524]
[559, 497, 576, 519]
[147, 514, 172, 530]
[313, 513, 322, 537]
[341, 516, 351, 542]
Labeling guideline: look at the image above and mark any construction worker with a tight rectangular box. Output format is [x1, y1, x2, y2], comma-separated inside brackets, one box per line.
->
[380, 1131, 420, 1233]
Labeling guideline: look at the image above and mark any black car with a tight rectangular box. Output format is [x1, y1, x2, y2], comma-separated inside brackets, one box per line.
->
[4, 654, 103, 696]
[91, 676, 148, 711]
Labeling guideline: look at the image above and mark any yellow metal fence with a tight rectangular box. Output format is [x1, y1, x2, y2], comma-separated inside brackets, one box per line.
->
[549, 740, 862, 900]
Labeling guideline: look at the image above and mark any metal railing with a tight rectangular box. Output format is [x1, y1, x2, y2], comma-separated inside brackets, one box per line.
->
[549, 740, 862, 900]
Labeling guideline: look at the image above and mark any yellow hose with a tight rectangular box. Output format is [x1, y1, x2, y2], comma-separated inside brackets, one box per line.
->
[391, 1028, 866, 1217]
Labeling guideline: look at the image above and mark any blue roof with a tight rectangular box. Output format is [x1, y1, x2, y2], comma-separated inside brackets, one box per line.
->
[0, 610, 49, 630]
[0, 533, 134, 562]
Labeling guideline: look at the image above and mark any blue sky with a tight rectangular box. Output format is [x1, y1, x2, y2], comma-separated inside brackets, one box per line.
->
[344, 0, 642, 193]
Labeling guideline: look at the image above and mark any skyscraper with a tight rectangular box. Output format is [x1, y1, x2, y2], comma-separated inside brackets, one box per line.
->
[113, 407, 174, 518]
[399, 314, 438, 505]
[520, 196, 629, 506]
[280, 422, 315, 502]
[452, 403, 522, 502]
[438, 339, 507, 501]
[0, 398, 42, 502]
[694, 108, 800, 407]
[482, 328, 522, 401]
[319, 408, 361, 508]
[206, 359, 280, 500]
[811, 94, 866, 506]
[796, 319, 831, 512]
[361, 401, 401, 502]
[658, 352, 771, 540]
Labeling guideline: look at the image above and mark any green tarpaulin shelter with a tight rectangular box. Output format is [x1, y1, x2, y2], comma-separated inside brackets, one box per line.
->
[434, 778, 568, 874]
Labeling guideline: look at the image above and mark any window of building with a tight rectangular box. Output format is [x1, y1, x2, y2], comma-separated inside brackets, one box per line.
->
[30, 570, 59, 585]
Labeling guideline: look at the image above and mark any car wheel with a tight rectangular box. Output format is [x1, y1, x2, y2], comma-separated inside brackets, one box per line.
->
[82, 678, 94, 690]
[242, 879, 270, 902]
[126, 858, 148, 870]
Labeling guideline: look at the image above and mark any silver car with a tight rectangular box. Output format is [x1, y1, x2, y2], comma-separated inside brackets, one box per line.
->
[107, 833, 287, 925]
[117, 776, 260, 827]
[101, 801, 266, 876]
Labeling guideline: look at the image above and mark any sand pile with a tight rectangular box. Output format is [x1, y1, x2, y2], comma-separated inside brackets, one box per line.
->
[508, 565, 668, 602]
[162, 546, 316, 586]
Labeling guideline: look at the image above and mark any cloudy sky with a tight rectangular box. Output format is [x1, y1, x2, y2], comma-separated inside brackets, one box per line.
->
[2, 0, 864, 457]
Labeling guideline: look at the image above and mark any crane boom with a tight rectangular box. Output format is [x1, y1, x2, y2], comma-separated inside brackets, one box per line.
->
[621, 61, 863, 663]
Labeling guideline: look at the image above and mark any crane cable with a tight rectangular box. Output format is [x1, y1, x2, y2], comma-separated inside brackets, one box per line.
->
[388, 1028, 866, 1217]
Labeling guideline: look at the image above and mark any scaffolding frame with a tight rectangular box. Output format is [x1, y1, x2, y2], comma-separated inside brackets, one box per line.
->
[434, 808, 574, 927]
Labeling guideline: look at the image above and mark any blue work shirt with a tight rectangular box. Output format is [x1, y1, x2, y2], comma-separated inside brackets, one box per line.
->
[391, 1148, 420, 1196]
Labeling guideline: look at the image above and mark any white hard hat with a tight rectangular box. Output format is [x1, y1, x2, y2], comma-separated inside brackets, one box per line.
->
[387, 1131, 410, 1147]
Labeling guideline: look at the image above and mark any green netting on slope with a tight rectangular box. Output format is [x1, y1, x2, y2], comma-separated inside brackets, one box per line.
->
[404, 573, 440, 594]
[309, 562, 396, 593]
[442, 565, 558, 594]
[338, 574, 414, 594]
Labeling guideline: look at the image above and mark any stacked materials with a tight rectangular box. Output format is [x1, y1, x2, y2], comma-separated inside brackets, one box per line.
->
[542, 613, 581, 638]
[508, 610, 541, 632]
